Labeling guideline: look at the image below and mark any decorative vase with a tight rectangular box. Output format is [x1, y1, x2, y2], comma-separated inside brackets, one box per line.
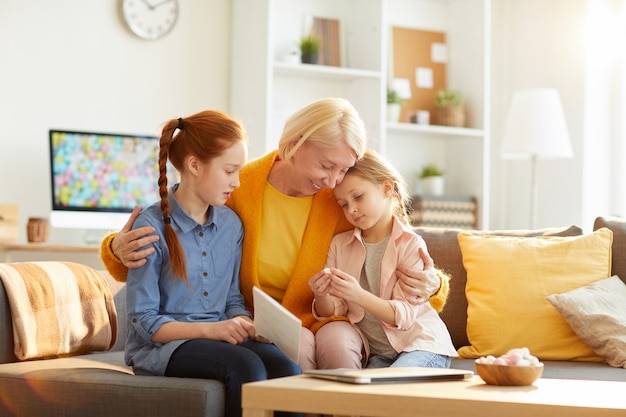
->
[434, 105, 465, 127]
[420, 176, 445, 196]
[387, 103, 402, 123]
[301, 53, 319, 64]
[27, 217, 50, 243]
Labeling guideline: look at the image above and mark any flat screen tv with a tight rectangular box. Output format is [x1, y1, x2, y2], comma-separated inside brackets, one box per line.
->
[48, 129, 167, 235]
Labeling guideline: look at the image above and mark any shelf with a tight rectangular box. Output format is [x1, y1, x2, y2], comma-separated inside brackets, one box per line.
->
[273, 62, 381, 82]
[0, 242, 99, 253]
[386, 122, 484, 138]
[232, 0, 490, 228]
[0, 242, 102, 269]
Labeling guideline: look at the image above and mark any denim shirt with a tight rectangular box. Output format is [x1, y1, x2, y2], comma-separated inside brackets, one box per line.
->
[125, 186, 250, 376]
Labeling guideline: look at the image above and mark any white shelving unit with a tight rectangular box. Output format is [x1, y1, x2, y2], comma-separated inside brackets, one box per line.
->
[273, 63, 381, 81]
[387, 122, 485, 138]
[231, 0, 491, 228]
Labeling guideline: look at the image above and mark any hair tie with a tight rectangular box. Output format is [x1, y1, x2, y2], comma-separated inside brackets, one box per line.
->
[164, 217, 171, 225]
[177, 117, 184, 130]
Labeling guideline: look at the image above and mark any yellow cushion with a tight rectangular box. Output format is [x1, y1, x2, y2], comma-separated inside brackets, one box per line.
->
[457, 228, 613, 361]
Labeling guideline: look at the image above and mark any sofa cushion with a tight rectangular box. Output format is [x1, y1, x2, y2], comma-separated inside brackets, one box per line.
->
[416, 225, 582, 349]
[548, 275, 626, 368]
[456, 228, 612, 361]
[594, 216, 626, 283]
[0, 351, 225, 417]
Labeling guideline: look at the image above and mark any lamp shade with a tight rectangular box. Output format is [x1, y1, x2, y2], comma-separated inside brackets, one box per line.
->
[500, 88, 573, 159]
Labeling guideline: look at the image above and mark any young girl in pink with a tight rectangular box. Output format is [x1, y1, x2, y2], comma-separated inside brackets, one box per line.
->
[309, 149, 457, 368]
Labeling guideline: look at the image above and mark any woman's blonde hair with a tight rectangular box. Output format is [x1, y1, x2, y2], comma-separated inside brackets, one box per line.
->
[345, 149, 412, 226]
[277, 97, 367, 162]
[158, 110, 247, 284]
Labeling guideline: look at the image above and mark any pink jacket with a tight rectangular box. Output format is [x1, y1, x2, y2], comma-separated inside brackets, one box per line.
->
[319, 217, 458, 358]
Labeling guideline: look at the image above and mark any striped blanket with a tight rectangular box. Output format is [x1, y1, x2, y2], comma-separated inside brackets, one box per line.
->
[0, 261, 117, 360]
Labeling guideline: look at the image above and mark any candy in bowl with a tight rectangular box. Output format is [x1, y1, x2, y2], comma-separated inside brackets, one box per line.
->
[475, 347, 544, 386]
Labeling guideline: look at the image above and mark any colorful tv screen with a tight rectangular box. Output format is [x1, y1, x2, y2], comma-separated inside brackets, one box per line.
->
[49, 129, 163, 213]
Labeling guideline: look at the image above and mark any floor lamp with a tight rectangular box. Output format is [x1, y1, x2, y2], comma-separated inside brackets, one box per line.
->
[500, 88, 573, 229]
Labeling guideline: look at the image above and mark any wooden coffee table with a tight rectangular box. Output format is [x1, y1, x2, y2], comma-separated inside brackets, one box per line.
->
[242, 374, 626, 417]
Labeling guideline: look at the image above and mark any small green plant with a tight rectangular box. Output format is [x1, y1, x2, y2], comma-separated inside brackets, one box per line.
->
[420, 164, 444, 178]
[435, 89, 464, 106]
[387, 87, 404, 104]
[300, 34, 321, 55]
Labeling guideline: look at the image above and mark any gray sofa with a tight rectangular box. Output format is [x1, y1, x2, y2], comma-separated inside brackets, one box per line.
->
[0, 216, 624, 417]
[0, 272, 225, 417]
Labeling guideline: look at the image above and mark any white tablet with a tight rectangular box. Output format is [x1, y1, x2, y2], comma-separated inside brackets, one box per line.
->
[252, 286, 301, 363]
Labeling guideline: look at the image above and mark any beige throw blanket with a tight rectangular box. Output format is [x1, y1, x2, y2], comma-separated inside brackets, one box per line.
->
[0, 261, 117, 360]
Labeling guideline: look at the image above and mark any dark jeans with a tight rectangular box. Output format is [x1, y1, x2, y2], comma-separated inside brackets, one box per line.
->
[165, 338, 301, 417]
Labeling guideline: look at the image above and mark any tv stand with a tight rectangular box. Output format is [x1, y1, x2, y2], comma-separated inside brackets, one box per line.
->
[0, 242, 102, 269]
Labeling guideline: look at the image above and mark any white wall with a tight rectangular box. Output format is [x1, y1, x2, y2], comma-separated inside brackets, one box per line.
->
[490, 0, 621, 231]
[0, 0, 231, 244]
[581, 0, 626, 227]
[1, 0, 622, 245]
[490, 0, 584, 230]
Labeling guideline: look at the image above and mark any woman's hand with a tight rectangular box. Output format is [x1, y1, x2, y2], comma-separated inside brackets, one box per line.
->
[396, 247, 440, 304]
[111, 206, 159, 268]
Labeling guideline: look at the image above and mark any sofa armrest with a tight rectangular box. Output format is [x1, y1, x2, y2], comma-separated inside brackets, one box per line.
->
[594, 216, 626, 283]
[0, 279, 18, 364]
[100, 271, 127, 352]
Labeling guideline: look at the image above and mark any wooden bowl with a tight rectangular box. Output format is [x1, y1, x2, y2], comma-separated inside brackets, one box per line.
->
[475, 362, 544, 386]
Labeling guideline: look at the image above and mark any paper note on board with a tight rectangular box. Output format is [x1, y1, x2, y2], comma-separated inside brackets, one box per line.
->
[252, 286, 301, 363]
[416, 67, 434, 89]
[431, 42, 448, 63]
[392, 78, 412, 99]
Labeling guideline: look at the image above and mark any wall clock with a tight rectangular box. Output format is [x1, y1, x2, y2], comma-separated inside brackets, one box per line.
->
[121, 0, 179, 41]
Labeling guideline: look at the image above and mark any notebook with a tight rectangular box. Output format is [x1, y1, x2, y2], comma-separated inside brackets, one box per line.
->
[304, 367, 473, 384]
[252, 286, 301, 363]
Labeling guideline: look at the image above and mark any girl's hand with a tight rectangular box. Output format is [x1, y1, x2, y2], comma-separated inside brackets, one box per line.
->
[328, 269, 363, 303]
[310, 268, 337, 317]
[212, 316, 256, 344]
[308, 268, 332, 297]
[252, 334, 272, 344]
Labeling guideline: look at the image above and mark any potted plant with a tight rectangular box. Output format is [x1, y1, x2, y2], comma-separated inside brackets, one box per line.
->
[419, 164, 445, 195]
[434, 89, 466, 127]
[300, 34, 321, 64]
[386, 87, 404, 123]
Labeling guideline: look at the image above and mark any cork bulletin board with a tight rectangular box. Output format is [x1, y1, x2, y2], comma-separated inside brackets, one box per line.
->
[391, 27, 447, 123]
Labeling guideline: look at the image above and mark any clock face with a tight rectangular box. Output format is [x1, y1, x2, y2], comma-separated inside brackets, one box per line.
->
[122, 0, 179, 40]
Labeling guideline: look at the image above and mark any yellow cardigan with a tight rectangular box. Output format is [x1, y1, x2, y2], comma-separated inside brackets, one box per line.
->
[100, 151, 449, 331]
